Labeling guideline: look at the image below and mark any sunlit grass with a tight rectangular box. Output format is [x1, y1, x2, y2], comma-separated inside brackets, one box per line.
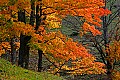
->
[0, 58, 64, 80]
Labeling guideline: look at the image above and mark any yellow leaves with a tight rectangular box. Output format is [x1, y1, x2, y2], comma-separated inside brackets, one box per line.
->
[22, 24, 35, 35]
[46, 14, 61, 29]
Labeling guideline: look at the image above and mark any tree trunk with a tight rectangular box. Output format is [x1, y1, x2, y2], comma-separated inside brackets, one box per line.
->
[18, 10, 32, 69]
[38, 50, 43, 72]
[30, 0, 35, 26]
[24, 36, 31, 69]
[106, 61, 113, 80]
[103, 1, 113, 78]
[18, 10, 26, 68]
[35, 0, 43, 72]
[10, 38, 16, 64]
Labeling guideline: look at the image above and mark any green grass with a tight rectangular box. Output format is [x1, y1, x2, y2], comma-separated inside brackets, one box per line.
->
[0, 58, 64, 80]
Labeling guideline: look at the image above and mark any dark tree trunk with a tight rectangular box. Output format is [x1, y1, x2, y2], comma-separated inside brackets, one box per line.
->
[24, 36, 31, 69]
[106, 61, 113, 79]
[18, 10, 26, 67]
[18, 0, 37, 69]
[18, 34, 24, 67]
[10, 38, 16, 64]
[22, 0, 36, 69]
[30, 0, 35, 26]
[38, 50, 43, 72]
[18, 35, 30, 69]
[18, 10, 32, 69]
[103, 1, 113, 78]
[35, 0, 43, 72]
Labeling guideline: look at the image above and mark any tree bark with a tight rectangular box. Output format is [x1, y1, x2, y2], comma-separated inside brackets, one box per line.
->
[38, 50, 43, 72]
[18, 10, 25, 67]
[18, 10, 28, 68]
[18, 10, 32, 69]
[103, 1, 113, 78]
[24, 36, 31, 69]
[35, 0, 43, 72]
[30, 0, 35, 26]
[10, 37, 16, 64]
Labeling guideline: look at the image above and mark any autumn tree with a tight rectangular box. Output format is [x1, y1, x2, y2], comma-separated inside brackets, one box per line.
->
[0, 0, 34, 66]
[27, 0, 111, 75]
[93, 0, 120, 79]
[61, 0, 120, 79]
[0, 0, 111, 77]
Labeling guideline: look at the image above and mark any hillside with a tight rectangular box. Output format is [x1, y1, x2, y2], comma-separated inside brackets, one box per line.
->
[0, 58, 64, 80]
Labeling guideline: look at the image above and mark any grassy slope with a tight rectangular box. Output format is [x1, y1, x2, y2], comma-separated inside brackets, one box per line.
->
[0, 58, 64, 80]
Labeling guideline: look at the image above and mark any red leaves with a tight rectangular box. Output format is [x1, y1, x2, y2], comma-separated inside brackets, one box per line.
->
[42, 0, 111, 36]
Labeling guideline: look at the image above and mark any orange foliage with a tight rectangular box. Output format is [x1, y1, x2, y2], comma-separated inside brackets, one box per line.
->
[29, 27, 106, 74]
[62, 57, 106, 75]
[112, 70, 120, 80]
[0, 42, 20, 56]
[0, 46, 5, 56]
[0, 0, 110, 75]
[105, 39, 120, 80]
[0, 0, 8, 6]
[0, 42, 10, 56]
[106, 41, 120, 67]
[42, 0, 111, 35]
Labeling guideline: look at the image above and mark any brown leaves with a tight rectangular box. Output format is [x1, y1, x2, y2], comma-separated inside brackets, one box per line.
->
[106, 41, 120, 63]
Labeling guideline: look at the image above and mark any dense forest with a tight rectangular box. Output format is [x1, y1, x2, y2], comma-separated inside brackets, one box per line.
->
[0, 0, 120, 80]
